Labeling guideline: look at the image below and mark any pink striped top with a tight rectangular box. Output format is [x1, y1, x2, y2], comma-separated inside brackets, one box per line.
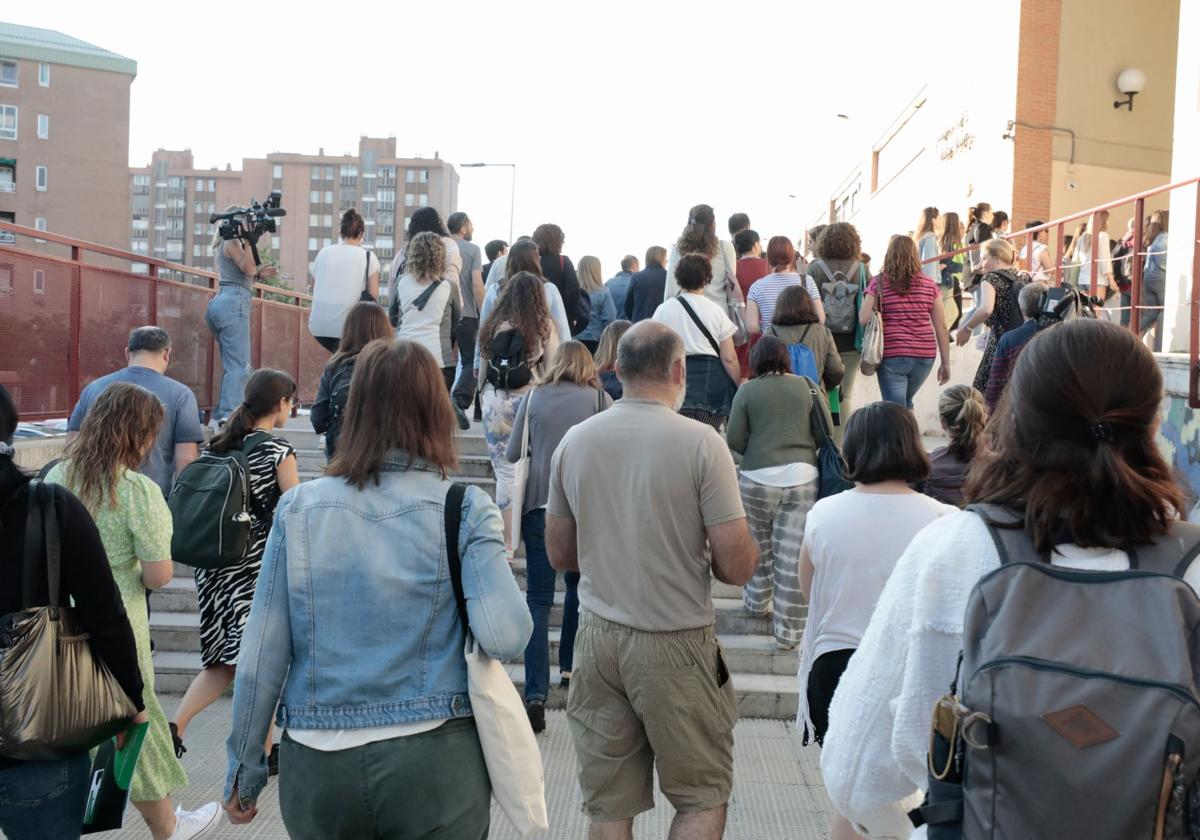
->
[867, 274, 939, 359]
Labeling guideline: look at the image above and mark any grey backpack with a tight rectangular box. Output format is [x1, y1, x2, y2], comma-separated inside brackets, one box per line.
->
[920, 503, 1200, 839]
[813, 260, 860, 335]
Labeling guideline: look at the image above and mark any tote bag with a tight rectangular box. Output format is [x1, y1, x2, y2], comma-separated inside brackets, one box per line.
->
[508, 389, 534, 551]
[445, 484, 548, 837]
[860, 280, 885, 376]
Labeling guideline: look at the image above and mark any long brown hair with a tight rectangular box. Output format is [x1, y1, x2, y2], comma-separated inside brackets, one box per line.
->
[479, 271, 552, 359]
[1146, 209, 1170, 245]
[65, 382, 163, 510]
[208, 369, 295, 454]
[913, 206, 938, 241]
[965, 319, 1184, 551]
[967, 202, 992, 228]
[332, 302, 392, 364]
[327, 339, 458, 487]
[880, 234, 922, 294]
[940, 212, 964, 252]
[595, 319, 632, 372]
[504, 240, 543, 284]
[544, 341, 600, 388]
[676, 204, 719, 258]
[772, 284, 820, 326]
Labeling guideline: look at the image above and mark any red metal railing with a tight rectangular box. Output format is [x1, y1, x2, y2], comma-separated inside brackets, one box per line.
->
[918, 177, 1200, 407]
[0, 222, 329, 421]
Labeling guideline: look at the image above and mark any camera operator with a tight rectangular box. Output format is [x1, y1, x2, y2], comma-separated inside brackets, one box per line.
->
[204, 204, 279, 427]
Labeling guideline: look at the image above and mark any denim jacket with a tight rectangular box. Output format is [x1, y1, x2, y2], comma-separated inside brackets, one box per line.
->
[224, 452, 532, 805]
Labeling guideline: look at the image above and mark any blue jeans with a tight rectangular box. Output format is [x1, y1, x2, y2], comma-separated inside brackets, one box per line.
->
[0, 753, 91, 840]
[205, 284, 252, 421]
[877, 356, 934, 409]
[522, 509, 580, 703]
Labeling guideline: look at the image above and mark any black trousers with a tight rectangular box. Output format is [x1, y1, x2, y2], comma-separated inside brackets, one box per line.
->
[452, 316, 479, 410]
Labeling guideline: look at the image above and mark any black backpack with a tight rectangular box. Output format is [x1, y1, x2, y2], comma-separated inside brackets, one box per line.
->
[324, 358, 356, 457]
[486, 329, 533, 391]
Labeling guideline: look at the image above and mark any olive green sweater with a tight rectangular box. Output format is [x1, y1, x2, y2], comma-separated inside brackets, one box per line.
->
[725, 373, 834, 470]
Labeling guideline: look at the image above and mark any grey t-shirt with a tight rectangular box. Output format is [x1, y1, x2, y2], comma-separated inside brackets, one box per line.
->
[455, 238, 483, 318]
[506, 382, 611, 512]
[547, 398, 746, 632]
[68, 366, 204, 496]
[215, 241, 254, 290]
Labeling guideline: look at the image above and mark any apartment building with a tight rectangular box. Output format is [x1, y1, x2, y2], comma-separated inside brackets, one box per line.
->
[130, 137, 459, 290]
[0, 22, 136, 249]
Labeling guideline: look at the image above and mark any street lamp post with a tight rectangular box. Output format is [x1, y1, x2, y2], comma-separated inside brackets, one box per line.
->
[462, 162, 516, 243]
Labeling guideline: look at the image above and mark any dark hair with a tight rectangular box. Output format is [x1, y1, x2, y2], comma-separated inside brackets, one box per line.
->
[645, 245, 667, 267]
[331, 302, 392, 364]
[327, 339, 457, 488]
[728, 212, 751, 237]
[733, 229, 760, 257]
[772, 284, 820, 326]
[0, 383, 17, 444]
[504, 240, 543, 282]
[843, 402, 931, 484]
[817, 223, 861, 262]
[208, 369, 296, 454]
[807, 225, 828, 256]
[677, 204, 718, 258]
[532, 223, 565, 256]
[617, 322, 683, 385]
[1024, 220, 1045, 243]
[766, 236, 797, 271]
[406, 206, 448, 240]
[964, 319, 1184, 552]
[340, 208, 365, 240]
[992, 210, 1009, 229]
[967, 202, 992, 227]
[675, 252, 713, 291]
[485, 239, 508, 261]
[128, 326, 171, 354]
[620, 254, 639, 272]
[750, 335, 790, 376]
[479, 272, 552, 359]
[446, 211, 469, 234]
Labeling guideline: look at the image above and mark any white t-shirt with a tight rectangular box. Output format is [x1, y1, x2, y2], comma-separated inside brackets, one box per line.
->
[288, 719, 448, 751]
[652, 293, 736, 357]
[309, 243, 381, 339]
[394, 273, 456, 363]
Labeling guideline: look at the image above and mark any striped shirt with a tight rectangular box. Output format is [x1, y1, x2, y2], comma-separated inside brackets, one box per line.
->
[867, 274, 939, 359]
[747, 272, 821, 327]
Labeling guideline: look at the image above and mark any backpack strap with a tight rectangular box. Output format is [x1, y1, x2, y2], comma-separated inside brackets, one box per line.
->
[675, 295, 722, 356]
[964, 503, 1050, 565]
[1131, 520, 1200, 578]
[444, 482, 470, 633]
[813, 260, 837, 285]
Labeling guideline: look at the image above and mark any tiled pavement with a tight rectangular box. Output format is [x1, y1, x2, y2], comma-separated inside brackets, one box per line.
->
[92, 697, 833, 840]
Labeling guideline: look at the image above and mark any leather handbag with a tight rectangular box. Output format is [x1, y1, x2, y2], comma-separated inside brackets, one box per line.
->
[444, 484, 548, 837]
[508, 388, 535, 551]
[0, 483, 138, 760]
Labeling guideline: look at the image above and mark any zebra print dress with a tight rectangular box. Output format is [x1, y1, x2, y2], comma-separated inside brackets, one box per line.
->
[195, 434, 294, 666]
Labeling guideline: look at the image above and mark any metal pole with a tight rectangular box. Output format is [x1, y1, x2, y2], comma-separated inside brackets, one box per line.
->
[1089, 212, 1100, 301]
[1055, 223, 1065, 286]
[1130, 198, 1145, 335]
[508, 164, 516, 243]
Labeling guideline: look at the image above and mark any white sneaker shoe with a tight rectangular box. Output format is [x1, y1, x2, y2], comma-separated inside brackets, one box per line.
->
[167, 802, 221, 840]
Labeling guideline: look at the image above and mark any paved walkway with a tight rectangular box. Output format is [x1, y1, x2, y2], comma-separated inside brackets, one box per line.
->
[99, 697, 833, 840]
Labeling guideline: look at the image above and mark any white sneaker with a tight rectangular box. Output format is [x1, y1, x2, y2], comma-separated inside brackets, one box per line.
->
[167, 802, 221, 840]
[206, 416, 222, 431]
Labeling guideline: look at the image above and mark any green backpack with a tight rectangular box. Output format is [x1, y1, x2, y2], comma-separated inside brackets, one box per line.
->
[168, 431, 272, 570]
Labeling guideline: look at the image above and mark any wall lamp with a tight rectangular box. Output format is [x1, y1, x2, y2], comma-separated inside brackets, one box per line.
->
[1113, 68, 1146, 111]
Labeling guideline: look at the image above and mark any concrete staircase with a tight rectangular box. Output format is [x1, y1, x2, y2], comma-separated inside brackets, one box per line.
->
[151, 419, 801, 719]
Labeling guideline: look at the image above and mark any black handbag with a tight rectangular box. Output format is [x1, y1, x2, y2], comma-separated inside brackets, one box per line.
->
[359, 250, 376, 302]
[804, 379, 853, 499]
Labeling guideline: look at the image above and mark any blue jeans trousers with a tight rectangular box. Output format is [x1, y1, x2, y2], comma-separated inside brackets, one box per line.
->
[522, 508, 580, 703]
[877, 356, 934, 409]
[0, 752, 91, 840]
[205, 284, 252, 421]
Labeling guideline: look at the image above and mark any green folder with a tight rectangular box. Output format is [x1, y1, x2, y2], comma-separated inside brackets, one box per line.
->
[828, 387, 842, 425]
[82, 722, 149, 834]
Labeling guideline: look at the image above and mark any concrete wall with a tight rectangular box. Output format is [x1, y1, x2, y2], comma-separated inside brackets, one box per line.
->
[1156, 356, 1200, 517]
[1163, 0, 1199, 353]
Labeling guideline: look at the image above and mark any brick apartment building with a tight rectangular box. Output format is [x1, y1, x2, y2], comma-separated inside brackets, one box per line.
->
[130, 137, 459, 291]
[0, 22, 136, 250]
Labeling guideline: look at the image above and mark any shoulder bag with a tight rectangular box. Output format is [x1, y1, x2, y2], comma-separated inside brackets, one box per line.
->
[859, 276, 885, 376]
[0, 483, 139, 760]
[444, 484, 548, 837]
[508, 388, 534, 552]
[720, 243, 749, 347]
[803, 381, 853, 499]
[360, 250, 376, 302]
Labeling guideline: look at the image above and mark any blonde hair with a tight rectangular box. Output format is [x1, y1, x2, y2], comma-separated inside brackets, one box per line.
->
[211, 204, 239, 250]
[982, 238, 1016, 266]
[65, 383, 164, 510]
[594, 319, 632, 372]
[404, 231, 447, 282]
[544, 340, 600, 388]
[577, 256, 604, 294]
[938, 384, 987, 461]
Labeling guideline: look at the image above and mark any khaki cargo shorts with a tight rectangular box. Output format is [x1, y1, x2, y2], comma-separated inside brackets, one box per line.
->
[566, 611, 738, 821]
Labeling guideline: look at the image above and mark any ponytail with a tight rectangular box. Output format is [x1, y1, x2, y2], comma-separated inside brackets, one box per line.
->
[939, 384, 988, 460]
[967, 202, 991, 229]
[208, 368, 296, 453]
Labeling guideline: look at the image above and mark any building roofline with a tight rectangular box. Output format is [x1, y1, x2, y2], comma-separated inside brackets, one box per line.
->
[0, 21, 137, 78]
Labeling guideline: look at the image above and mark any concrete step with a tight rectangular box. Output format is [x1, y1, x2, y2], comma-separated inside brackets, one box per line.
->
[508, 559, 744, 601]
[281, 428, 490, 459]
[149, 574, 197, 613]
[295, 449, 494, 479]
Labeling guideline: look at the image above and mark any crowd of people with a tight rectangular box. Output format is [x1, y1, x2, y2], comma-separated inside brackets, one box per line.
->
[0, 193, 1186, 840]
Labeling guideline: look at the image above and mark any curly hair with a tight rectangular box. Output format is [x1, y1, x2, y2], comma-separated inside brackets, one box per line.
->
[479, 271, 553, 360]
[532, 223, 565, 256]
[404, 231, 448, 280]
[65, 382, 164, 510]
[406, 206, 448, 239]
[676, 204, 718, 258]
[817, 222, 861, 262]
[880, 234, 922, 294]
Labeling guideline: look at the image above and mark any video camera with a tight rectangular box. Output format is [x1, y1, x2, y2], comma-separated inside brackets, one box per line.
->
[209, 191, 286, 265]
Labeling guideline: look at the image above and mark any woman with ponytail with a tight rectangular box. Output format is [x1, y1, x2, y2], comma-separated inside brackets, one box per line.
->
[170, 369, 299, 772]
[664, 203, 742, 312]
[922, 384, 988, 506]
[821, 320, 1197, 835]
[964, 201, 994, 291]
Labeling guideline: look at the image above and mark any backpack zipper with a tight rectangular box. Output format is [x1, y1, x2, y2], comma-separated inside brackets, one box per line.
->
[975, 655, 1200, 710]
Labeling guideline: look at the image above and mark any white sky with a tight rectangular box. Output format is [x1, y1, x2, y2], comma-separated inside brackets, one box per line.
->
[11, 0, 931, 269]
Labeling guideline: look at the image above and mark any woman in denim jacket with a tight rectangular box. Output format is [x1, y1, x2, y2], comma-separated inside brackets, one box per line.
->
[222, 338, 532, 840]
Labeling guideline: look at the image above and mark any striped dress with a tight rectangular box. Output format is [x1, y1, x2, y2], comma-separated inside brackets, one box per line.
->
[195, 434, 294, 666]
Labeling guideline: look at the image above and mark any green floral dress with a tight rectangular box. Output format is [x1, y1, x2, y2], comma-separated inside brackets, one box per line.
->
[46, 462, 188, 802]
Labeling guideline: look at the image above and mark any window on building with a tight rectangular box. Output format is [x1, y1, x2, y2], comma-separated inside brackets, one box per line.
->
[33, 269, 45, 294]
[311, 165, 321, 180]
[168, 176, 183, 189]
[418, 194, 428, 207]
[324, 191, 333, 204]
[0, 162, 13, 192]
[322, 214, 332, 227]
[193, 243, 201, 257]
[208, 179, 215, 191]
[38, 63, 49, 87]
[271, 235, 280, 251]
[193, 223, 203, 236]
[405, 169, 415, 184]
[208, 202, 215, 214]
[0, 267, 10, 294]
[363, 150, 376, 172]
[0, 105, 16, 140]
[405, 193, 414, 207]
[309, 190, 320, 204]
[194, 176, 204, 191]
[308, 237, 318, 251]
[273, 164, 283, 179]
[34, 217, 46, 232]
[35, 165, 47, 191]
[309, 214, 318, 227]
[324, 165, 334, 179]
[420, 169, 428, 183]
[36, 114, 47, 139]
[323, 237, 332, 248]
[0, 61, 16, 87]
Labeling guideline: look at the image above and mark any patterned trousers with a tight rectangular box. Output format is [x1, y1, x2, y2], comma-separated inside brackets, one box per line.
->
[738, 474, 817, 647]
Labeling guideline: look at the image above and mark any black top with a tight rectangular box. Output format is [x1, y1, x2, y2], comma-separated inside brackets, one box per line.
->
[540, 253, 586, 334]
[0, 457, 145, 768]
[624, 265, 668, 322]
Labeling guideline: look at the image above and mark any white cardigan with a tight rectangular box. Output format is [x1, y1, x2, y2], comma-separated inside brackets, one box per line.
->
[818, 510, 1200, 839]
